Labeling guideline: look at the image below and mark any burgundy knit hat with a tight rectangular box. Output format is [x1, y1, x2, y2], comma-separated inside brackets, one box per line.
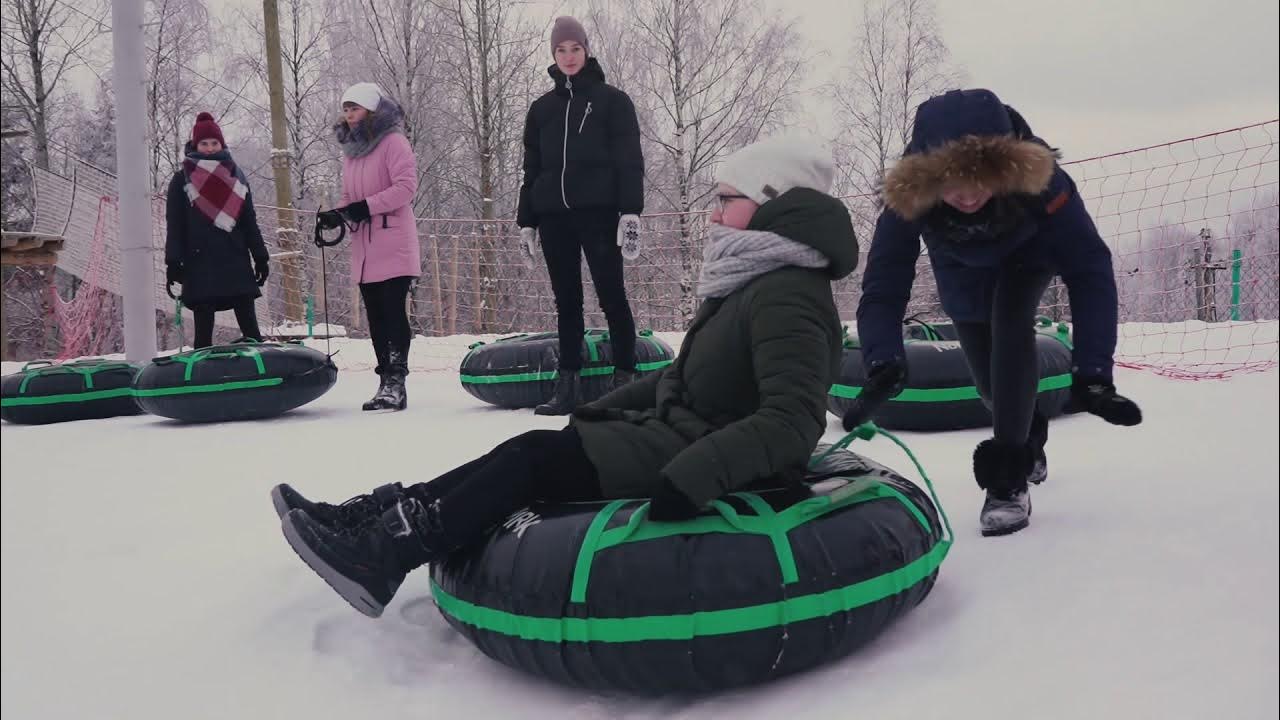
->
[550, 16, 589, 56]
[191, 112, 225, 147]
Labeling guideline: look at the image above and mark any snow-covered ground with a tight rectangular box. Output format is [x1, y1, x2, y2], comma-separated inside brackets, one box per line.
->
[2, 330, 1277, 719]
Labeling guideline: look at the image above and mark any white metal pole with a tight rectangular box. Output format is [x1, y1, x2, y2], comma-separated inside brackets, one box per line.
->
[111, 0, 157, 362]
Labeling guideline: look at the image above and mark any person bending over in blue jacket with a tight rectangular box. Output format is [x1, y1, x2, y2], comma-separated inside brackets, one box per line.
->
[850, 89, 1142, 537]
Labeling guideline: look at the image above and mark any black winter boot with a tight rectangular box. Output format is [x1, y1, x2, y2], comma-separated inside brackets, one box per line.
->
[281, 497, 452, 618]
[1027, 411, 1049, 485]
[610, 367, 638, 392]
[270, 482, 405, 527]
[535, 369, 580, 416]
[974, 439, 1034, 537]
[362, 371, 390, 411]
[364, 350, 408, 411]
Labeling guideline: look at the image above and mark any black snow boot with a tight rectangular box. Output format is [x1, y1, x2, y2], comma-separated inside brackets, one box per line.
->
[362, 371, 390, 411]
[609, 367, 638, 392]
[364, 350, 408, 411]
[1027, 410, 1049, 485]
[270, 482, 405, 528]
[535, 369, 580, 416]
[974, 438, 1034, 537]
[281, 497, 452, 618]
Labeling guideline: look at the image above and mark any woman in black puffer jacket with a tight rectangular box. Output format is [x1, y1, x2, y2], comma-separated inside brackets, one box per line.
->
[515, 16, 645, 416]
[164, 112, 269, 348]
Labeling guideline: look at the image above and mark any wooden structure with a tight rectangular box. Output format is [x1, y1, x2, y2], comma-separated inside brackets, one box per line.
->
[1, 231, 65, 360]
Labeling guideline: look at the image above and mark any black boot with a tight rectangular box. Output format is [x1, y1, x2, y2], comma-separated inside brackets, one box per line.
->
[361, 371, 390, 411]
[974, 439, 1034, 537]
[610, 367, 638, 392]
[1027, 411, 1049, 485]
[535, 369, 579, 416]
[270, 482, 405, 527]
[281, 497, 452, 618]
[364, 350, 408, 411]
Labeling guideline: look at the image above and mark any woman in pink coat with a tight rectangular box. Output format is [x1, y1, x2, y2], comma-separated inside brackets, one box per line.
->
[320, 82, 421, 411]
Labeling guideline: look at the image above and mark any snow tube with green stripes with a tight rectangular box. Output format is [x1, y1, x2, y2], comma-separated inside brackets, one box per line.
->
[828, 318, 1074, 431]
[1, 359, 143, 425]
[132, 342, 337, 423]
[459, 329, 675, 409]
[429, 446, 948, 694]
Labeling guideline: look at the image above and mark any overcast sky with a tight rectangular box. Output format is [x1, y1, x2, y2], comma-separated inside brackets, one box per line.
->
[138, 0, 1280, 161]
[778, 0, 1280, 159]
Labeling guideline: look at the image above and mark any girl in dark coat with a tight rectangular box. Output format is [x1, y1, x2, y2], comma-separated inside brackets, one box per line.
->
[271, 136, 859, 619]
[515, 16, 646, 416]
[851, 89, 1142, 537]
[165, 112, 269, 348]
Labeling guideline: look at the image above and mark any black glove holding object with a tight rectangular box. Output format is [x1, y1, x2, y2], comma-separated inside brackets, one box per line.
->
[841, 359, 907, 431]
[647, 477, 701, 522]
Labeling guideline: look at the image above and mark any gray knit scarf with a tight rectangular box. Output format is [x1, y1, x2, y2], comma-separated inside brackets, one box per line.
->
[333, 97, 406, 159]
[696, 223, 829, 299]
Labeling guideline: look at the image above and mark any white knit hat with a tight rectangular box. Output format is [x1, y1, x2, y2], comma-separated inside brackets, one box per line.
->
[716, 134, 836, 205]
[341, 82, 383, 111]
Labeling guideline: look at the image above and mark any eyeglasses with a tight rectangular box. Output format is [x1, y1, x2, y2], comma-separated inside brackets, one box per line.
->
[715, 194, 750, 211]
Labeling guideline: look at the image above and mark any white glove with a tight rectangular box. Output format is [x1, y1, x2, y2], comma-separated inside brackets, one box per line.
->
[617, 214, 641, 260]
[519, 227, 538, 266]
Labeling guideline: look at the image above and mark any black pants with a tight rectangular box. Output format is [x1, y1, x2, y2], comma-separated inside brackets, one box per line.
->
[539, 210, 636, 372]
[359, 276, 413, 372]
[953, 268, 1054, 445]
[404, 427, 602, 551]
[192, 299, 262, 349]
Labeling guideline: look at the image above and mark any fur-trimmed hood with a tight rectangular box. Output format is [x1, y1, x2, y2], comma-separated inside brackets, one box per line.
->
[882, 89, 1057, 221]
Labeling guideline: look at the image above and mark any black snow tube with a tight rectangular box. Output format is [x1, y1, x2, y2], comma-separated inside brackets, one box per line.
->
[459, 329, 675, 409]
[430, 446, 949, 694]
[133, 341, 337, 422]
[828, 318, 1074, 431]
[1, 359, 143, 425]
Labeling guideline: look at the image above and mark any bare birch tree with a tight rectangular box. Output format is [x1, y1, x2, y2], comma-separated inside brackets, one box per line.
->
[0, 0, 106, 170]
[236, 0, 338, 206]
[831, 0, 959, 200]
[143, 0, 216, 190]
[588, 0, 806, 321]
[429, 0, 542, 331]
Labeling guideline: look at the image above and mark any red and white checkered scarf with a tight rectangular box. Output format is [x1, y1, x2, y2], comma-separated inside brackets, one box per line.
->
[181, 153, 248, 231]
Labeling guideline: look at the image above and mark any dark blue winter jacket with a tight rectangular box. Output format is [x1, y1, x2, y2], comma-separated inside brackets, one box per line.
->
[856, 89, 1119, 380]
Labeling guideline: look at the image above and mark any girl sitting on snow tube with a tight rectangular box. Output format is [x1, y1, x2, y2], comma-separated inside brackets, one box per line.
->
[271, 134, 859, 620]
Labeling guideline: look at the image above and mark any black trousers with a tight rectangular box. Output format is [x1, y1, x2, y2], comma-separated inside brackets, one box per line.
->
[953, 268, 1054, 445]
[192, 299, 262, 349]
[404, 427, 603, 551]
[538, 209, 636, 372]
[359, 276, 413, 372]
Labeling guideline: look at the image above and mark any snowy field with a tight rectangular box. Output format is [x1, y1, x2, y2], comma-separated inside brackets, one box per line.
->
[2, 327, 1278, 720]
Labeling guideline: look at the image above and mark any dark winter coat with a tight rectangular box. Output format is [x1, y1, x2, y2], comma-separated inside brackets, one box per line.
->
[571, 188, 859, 507]
[857, 89, 1119, 380]
[165, 150, 269, 309]
[516, 58, 643, 228]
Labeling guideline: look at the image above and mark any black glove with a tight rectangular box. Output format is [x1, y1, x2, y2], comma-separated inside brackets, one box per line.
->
[339, 199, 371, 224]
[165, 264, 182, 298]
[841, 359, 907, 431]
[254, 259, 269, 287]
[647, 477, 701, 522]
[316, 209, 345, 230]
[571, 403, 616, 422]
[1070, 375, 1143, 426]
